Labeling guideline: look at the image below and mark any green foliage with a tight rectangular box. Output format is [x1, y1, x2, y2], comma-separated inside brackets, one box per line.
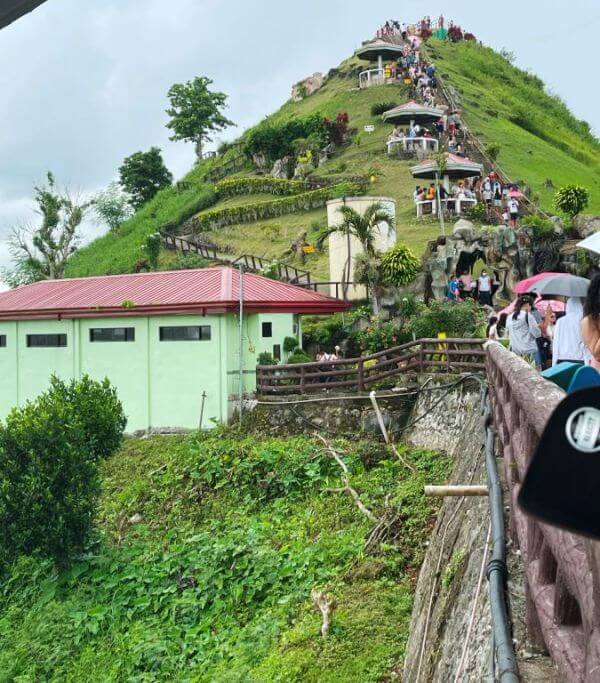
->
[169, 252, 213, 270]
[142, 232, 161, 270]
[302, 313, 350, 350]
[380, 244, 420, 287]
[65, 183, 216, 277]
[350, 321, 408, 355]
[244, 114, 328, 162]
[257, 351, 278, 366]
[4, 172, 92, 286]
[0, 432, 451, 680]
[93, 182, 133, 232]
[166, 76, 234, 157]
[119, 147, 173, 209]
[553, 184, 590, 218]
[0, 376, 125, 570]
[283, 336, 299, 353]
[215, 177, 308, 198]
[484, 142, 501, 161]
[370, 101, 399, 116]
[521, 214, 554, 237]
[408, 299, 486, 339]
[464, 202, 488, 222]
[286, 349, 311, 364]
[193, 182, 364, 231]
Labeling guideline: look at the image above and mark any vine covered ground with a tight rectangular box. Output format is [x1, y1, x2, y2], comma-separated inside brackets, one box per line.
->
[0, 430, 451, 682]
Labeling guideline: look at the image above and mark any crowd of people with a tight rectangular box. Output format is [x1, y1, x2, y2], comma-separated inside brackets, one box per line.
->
[485, 274, 600, 373]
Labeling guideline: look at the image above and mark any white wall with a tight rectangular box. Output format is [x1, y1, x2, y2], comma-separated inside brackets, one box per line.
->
[326, 197, 396, 300]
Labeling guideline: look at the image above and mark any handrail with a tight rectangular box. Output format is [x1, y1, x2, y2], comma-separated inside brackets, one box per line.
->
[257, 338, 486, 394]
[483, 397, 520, 681]
[160, 231, 219, 260]
[231, 254, 311, 285]
[486, 342, 599, 681]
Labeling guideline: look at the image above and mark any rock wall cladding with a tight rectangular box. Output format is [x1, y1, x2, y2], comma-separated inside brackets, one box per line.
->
[403, 379, 493, 682]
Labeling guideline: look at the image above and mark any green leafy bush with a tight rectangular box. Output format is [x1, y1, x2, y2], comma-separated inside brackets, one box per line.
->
[283, 336, 299, 353]
[380, 244, 420, 287]
[464, 202, 488, 222]
[553, 184, 590, 218]
[192, 182, 364, 231]
[286, 349, 311, 364]
[302, 313, 350, 350]
[521, 215, 554, 237]
[0, 376, 126, 569]
[370, 101, 398, 116]
[484, 143, 501, 161]
[257, 351, 277, 366]
[215, 177, 308, 198]
[244, 114, 328, 162]
[349, 322, 409, 355]
[407, 299, 486, 339]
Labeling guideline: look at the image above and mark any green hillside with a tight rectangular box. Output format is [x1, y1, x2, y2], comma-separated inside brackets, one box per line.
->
[65, 39, 600, 280]
[0, 431, 449, 680]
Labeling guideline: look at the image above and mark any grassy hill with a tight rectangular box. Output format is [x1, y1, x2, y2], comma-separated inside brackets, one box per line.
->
[65, 39, 600, 280]
[0, 430, 449, 681]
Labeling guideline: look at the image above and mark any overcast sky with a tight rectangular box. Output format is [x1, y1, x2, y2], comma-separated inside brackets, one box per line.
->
[0, 0, 599, 277]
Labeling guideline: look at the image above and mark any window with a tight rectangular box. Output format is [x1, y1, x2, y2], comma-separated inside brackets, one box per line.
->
[0, 335, 5, 348]
[26, 334, 67, 348]
[293, 322, 299, 335]
[273, 344, 281, 361]
[90, 327, 135, 343]
[262, 322, 272, 338]
[159, 326, 211, 342]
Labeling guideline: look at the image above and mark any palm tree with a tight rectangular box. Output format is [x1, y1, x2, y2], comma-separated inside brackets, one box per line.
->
[318, 202, 395, 314]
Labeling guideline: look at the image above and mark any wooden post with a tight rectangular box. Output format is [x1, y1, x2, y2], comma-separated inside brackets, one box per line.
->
[300, 365, 306, 394]
[424, 485, 488, 497]
[357, 359, 365, 392]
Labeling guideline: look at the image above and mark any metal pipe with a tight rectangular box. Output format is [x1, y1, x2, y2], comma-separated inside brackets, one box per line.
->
[238, 264, 244, 425]
[484, 402, 520, 681]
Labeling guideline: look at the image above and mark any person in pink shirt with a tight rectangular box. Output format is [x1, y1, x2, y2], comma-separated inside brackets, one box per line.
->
[581, 274, 600, 370]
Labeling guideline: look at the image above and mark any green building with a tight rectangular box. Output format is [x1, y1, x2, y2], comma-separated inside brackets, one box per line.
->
[0, 267, 346, 431]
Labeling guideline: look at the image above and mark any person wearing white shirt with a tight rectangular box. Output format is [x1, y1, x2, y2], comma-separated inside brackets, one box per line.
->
[552, 298, 589, 365]
[506, 297, 543, 369]
[477, 270, 492, 306]
[507, 198, 519, 228]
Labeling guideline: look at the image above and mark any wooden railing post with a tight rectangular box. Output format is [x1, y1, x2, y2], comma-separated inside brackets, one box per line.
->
[357, 359, 365, 392]
[418, 340, 424, 371]
[300, 365, 306, 394]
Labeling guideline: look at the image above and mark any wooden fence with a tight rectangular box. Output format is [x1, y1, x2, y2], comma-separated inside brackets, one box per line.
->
[231, 254, 312, 285]
[257, 337, 486, 394]
[160, 232, 219, 260]
[487, 342, 600, 681]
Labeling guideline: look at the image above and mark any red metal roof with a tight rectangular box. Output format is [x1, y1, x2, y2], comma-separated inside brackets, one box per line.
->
[0, 267, 350, 320]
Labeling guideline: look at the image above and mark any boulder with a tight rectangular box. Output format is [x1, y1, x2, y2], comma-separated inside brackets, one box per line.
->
[452, 218, 476, 242]
[573, 215, 600, 239]
[550, 215, 565, 235]
[270, 156, 292, 179]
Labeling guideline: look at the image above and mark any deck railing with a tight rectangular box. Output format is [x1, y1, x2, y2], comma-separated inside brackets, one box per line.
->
[257, 337, 486, 394]
[231, 255, 311, 285]
[487, 342, 600, 681]
[160, 232, 219, 260]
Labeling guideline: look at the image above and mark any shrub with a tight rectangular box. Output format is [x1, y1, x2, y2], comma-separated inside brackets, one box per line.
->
[350, 322, 408, 355]
[553, 184, 590, 219]
[170, 253, 212, 270]
[192, 183, 364, 231]
[286, 349, 311, 364]
[485, 143, 501, 161]
[370, 101, 398, 117]
[244, 114, 327, 162]
[257, 352, 277, 366]
[521, 215, 554, 237]
[0, 376, 126, 569]
[283, 336, 299, 353]
[380, 244, 420, 287]
[215, 177, 307, 199]
[407, 299, 486, 339]
[465, 202, 488, 222]
[302, 313, 350, 350]
[143, 232, 161, 270]
[323, 112, 349, 146]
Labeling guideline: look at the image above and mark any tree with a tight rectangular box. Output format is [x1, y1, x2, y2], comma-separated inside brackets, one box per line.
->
[94, 182, 133, 231]
[318, 202, 395, 314]
[166, 76, 234, 160]
[553, 184, 590, 220]
[4, 172, 91, 286]
[119, 147, 173, 209]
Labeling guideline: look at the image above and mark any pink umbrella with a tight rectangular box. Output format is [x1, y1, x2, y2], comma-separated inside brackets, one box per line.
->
[515, 272, 564, 295]
[497, 297, 565, 317]
[508, 190, 523, 198]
